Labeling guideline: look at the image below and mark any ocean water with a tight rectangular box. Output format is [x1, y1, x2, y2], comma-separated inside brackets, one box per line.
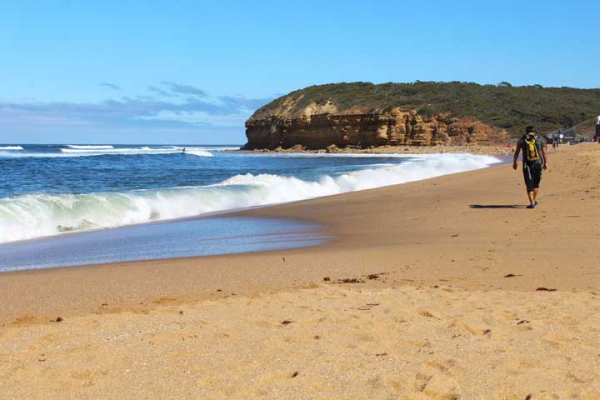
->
[0, 144, 501, 246]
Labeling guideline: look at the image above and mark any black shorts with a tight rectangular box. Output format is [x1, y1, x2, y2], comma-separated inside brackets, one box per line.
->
[523, 163, 542, 191]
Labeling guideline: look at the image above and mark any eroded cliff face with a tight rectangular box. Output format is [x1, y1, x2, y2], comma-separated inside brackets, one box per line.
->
[245, 104, 507, 150]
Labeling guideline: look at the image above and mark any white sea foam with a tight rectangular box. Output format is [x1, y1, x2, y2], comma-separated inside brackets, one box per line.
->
[186, 149, 214, 157]
[195, 146, 240, 151]
[0, 146, 215, 158]
[0, 146, 23, 150]
[173, 146, 239, 152]
[61, 146, 174, 154]
[57, 146, 212, 157]
[0, 154, 499, 244]
[0, 152, 82, 158]
[66, 145, 114, 149]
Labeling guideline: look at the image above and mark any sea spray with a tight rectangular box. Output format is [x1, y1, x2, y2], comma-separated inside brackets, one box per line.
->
[0, 153, 499, 243]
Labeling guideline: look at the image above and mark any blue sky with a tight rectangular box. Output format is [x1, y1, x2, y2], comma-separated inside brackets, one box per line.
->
[1, 0, 599, 144]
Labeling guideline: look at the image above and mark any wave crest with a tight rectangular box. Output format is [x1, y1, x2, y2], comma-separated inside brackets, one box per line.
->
[0, 154, 499, 243]
[66, 145, 114, 149]
[59, 146, 212, 157]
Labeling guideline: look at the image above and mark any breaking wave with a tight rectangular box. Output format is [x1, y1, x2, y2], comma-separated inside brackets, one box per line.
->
[0, 154, 499, 243]
[60, 146, 179, 155]
[0, 146, 23, 150]
[66, 145, 114, 149]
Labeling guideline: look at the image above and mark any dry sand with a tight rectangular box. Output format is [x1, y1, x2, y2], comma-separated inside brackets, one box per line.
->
[1, 143, 599, 399]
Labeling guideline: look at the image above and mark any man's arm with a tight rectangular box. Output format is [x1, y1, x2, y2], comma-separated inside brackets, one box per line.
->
[513, 145, 521, 170]
[541, 144, 548, 169]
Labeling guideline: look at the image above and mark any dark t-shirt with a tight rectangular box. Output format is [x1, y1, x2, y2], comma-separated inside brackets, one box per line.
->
[517, 134, 546, 165]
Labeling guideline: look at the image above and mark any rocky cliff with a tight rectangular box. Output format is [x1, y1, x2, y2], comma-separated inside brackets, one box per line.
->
[244, 81, 600, 150]
[245, 104, 506, 150]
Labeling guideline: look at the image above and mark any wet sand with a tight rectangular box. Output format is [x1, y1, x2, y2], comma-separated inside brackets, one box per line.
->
[0, 217, 329, 272]
[1, 143, 599, 399]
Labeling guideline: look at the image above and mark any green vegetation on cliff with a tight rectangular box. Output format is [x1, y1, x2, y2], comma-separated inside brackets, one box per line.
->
[252, 82, 600, 137]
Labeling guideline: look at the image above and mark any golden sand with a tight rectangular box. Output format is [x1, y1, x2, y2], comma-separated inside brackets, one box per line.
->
[1, 143, 599, 399]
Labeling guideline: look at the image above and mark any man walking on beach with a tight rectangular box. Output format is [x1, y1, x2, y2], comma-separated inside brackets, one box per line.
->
[513, 126, 547, 209]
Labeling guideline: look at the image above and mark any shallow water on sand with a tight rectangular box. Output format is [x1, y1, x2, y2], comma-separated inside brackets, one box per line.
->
[0, 216, 331, 272]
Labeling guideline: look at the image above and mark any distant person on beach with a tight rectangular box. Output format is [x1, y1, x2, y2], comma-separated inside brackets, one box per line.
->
[513, 126, 547, 209]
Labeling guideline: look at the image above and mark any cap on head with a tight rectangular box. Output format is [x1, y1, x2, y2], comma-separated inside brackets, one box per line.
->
[526, 126, 536, 134]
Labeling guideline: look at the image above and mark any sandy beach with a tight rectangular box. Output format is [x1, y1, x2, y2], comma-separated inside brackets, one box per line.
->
[1, 143, 599, 399]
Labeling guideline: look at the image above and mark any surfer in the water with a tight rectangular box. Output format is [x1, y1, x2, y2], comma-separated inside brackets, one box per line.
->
[182, 147, 186, 153]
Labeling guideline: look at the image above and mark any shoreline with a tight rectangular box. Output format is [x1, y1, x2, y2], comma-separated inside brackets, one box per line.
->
[1, 143, 599, 398]
[238, 143, 514, 156]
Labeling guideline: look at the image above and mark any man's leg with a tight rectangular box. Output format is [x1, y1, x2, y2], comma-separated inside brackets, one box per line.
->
[528, 190, 535, 205]
[532, 165, 542, 204]
[523, 164, 535, 207]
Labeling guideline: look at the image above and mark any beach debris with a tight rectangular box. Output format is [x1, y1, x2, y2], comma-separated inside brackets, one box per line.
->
[536, 287, 557, 292]
[291, 371, 299, 378]
[216, 289, 222, 292]
[282, 257, 286, 263]
[337, 273, 387, 284]
[358, 303, 380, 311]
[517, 320, 530, 325]
[179, 311, 184, 315]
[375, 352, 388, 357]
[338, 278, 363, 284]
[314, 335, 321, 340]
[281, 320, 293, 326]
[483, 329, 492, 335]
[323, 277, 331, 282]
[101, 303, 108, 306]
[525, 395, 532, 400]
[53, 317, 63, 323]
[451, 234, 460, 237]
[504, 273, 523, 278]
[418, 310, 440, 319]
[365, 272, 388, 280]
